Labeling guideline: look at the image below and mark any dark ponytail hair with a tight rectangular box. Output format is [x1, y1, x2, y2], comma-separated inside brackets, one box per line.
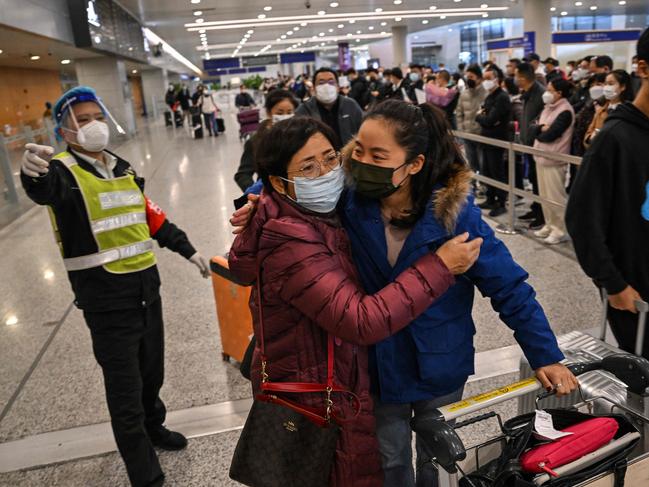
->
[363, 99, 467, 227]
[609, 69, 634, 102]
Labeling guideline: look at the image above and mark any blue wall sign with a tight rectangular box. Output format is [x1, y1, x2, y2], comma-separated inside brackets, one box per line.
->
[486, 32, 536, 55]
[552, 30, 641, 44]
[280, 51, 316, 64]
[203, 58, 240, 70]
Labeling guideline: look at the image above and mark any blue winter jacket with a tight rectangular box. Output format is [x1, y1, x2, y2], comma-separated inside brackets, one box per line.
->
[340, 186, 564, 403]
[242, 178, 565, 403]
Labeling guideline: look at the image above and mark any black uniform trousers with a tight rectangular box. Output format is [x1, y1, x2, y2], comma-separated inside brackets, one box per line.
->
[482, 145, 507, 206]
[608, 306, 649, 360]
[84, 298, 166, 487]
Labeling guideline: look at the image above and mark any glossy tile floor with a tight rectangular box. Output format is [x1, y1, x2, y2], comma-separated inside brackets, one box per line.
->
[0, 109, 603, 486]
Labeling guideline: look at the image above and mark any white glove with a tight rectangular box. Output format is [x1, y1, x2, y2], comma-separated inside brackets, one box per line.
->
[22, 143, 54, 177]
[189, 252, 210, 279]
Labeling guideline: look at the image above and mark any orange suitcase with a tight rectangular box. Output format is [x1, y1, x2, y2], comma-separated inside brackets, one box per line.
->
[210, 255, 253, 363]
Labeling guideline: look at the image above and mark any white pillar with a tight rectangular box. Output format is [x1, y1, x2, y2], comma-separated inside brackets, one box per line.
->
[523, 0, 552, 58]
[141, 68, 169, 119]
[75, 57, 137, 138]
[392, 25, 409, 68]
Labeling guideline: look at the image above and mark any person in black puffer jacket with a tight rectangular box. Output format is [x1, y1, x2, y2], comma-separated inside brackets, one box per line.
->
[476, 64, 512, 217]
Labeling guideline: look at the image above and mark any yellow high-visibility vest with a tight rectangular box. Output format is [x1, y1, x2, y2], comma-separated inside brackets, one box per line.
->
[48, 151, 156, 274]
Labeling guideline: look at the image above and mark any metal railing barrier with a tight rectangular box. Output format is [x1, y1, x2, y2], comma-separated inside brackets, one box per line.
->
[0, 121, 59, 205]
[452, 130, 582, 235]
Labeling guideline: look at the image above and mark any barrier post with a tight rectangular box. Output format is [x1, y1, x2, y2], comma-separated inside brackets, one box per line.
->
[44, 120, 58, 149]
[495, 144, 524, 235]
[0, 134, 19, 204]
[23, 125, 35, 144]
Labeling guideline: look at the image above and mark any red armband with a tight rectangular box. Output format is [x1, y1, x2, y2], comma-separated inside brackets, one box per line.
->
[145, 196, 166, 236]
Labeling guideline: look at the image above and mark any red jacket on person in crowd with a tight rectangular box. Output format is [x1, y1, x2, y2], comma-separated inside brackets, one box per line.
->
[229, 190, 454, 487]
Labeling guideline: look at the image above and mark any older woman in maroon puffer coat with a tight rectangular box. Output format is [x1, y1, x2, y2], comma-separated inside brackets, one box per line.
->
[229, 117, 481, 486]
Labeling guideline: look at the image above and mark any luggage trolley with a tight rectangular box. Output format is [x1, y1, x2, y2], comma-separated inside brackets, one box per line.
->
[518, 296, 649, 447]
[237, 108, 260, 142]
[413, 358, 649, 486]
[413, 299, 649, 487]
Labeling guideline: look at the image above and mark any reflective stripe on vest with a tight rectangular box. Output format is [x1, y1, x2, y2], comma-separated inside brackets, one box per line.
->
[52, 151, 156, 274]
[63, 240, 154, 272]
[99, 190, 143, 210]
[91, 212, 147, 234]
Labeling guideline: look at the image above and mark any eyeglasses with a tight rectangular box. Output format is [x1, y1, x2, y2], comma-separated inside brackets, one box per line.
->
[287, 151, 341, 179]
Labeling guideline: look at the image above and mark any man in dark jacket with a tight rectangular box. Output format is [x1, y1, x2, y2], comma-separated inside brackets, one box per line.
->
[235, 85, 255, 108]
[295, 67, 363, 148]
[176, 84, 192, 125]
[20, 87, 210, 487]
[366, 67, 383, 108]
[408, 63, 424, 91]
[515, 62, 546, 229]
[346, 68, 370, 109]
[385, 67, 416, 103]
[543, 57, 565, 85]
[566, 28, 649, 358]
[476, 65, 512, 217]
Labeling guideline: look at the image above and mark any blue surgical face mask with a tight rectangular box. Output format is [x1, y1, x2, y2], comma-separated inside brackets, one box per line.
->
[410, 72, 420, 83]
[282, 165, 345, 213]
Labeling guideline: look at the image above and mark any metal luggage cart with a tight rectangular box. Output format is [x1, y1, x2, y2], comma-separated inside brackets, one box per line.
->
[518, 297, 649, 448]
[412, 352, 649, 487]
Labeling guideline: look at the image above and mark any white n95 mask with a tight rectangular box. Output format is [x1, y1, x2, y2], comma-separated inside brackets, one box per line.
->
[589, 86, 605, 100]
[75, 120, 110, 152]
[315, 84, 338, 104]
[542, 91, 555, 105]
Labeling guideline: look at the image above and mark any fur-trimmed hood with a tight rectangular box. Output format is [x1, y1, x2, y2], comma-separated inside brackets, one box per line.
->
[341, 140, 473, 233]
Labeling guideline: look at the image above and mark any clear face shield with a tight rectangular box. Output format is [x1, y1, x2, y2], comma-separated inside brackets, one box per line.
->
[60, 95, 125, 152]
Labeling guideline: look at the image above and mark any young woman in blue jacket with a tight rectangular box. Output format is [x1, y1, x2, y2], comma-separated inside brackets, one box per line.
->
[233, 100, 578, 487]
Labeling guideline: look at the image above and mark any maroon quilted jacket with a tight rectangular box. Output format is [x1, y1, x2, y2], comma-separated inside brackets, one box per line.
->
[229, 191, 454, 487]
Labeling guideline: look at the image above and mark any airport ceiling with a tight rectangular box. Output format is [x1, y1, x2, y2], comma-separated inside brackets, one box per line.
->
[0, 25, 150, 74]
[119, 0, 649, 67]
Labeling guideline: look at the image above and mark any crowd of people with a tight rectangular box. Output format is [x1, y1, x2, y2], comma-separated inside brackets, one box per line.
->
[227, 28, 648, 486]
[237, 50, 643, 247]
[15, 26, 648, 487]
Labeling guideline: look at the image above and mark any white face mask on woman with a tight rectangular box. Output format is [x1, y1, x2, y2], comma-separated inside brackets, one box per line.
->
[603, 85, 619, 101]
[283, 165, 345, 213]
[542, 91, 556, 105]
[272, 113, 294, 124]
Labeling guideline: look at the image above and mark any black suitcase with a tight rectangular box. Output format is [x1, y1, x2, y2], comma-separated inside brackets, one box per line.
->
[174, 110, 183, 127]
[164, 111, 173, 127]
[216, 117, 225, 133]
[191, 114, 203, 139]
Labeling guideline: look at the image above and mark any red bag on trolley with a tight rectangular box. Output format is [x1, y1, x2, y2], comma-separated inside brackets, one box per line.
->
[520, 417, 618, 477]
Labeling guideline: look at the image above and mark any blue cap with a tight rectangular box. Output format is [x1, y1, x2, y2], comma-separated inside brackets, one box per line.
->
[53, 86, 106, 140]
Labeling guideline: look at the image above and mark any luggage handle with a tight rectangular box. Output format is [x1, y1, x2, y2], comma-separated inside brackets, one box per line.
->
[437, 361, 615, 422]
[453, 411, 501, 430]
[599, 289, 649, 356]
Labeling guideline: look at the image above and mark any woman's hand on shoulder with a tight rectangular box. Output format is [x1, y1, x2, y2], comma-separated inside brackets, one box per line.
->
[230, 194, 260, 234]
[435, 232, 483, 275]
